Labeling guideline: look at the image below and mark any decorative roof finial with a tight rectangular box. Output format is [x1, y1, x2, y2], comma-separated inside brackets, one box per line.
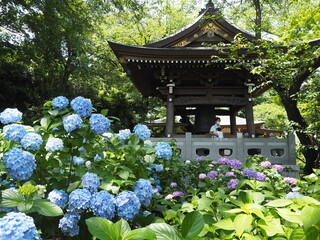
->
[206, 0, 215, 9]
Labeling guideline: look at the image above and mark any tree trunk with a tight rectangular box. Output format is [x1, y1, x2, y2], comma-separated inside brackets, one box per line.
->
[279, 93, 319, 174]
[253, 0, 262, 39]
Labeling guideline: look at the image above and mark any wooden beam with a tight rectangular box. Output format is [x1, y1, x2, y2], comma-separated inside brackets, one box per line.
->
[174, 96, 247, 106]
[165, 94, 175, 138]
[245, 99, 255, 137]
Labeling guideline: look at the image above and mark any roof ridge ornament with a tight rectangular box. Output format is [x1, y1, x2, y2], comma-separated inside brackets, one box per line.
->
[199, 0, 218, 16]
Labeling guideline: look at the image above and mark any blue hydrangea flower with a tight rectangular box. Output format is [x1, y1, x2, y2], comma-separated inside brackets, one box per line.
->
[227, 159, 243, 169]
[94, 154, 102, 162]
[242, 168, 257, 178]
[154, 142, 172, 160]
[116, 191, 141, 221]
[91, 191, 116, 219]
[228, 179, 240, 189]
[45, 138, 64, 152]
[58, 213, 80, 237]
[63, 114, 83, 132]
[21, 132, 43, 150]
[72, 156, 85, 165]
[0, 108, 22, 124]
[3, 148, 36, 180]
[151, 164, 164, 172]
[133, 124, 151, 141]
[82, 172, 100, 194]
[52, 96, 69, 110]
[71, 96, 92, 118]
[47, 189, 68, 208]
[68, 189, 92, 212]
[0, 206, 17, 212]
[89, 114, 111, 135]
[118, 129, 131, 143]
[3, 124, 27, 142]
[285, 192, 303, 199]
[0, 212, 40, 240]
[132, 179, 154, 206]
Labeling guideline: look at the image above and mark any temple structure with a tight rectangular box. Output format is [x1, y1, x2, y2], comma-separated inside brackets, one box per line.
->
[109, 1, 299, 176]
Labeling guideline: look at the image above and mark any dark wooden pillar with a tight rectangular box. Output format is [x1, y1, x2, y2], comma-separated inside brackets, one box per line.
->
[230, 111, 237, 135]
[165, 81, 175, 137]
[245, 95, 255, 137]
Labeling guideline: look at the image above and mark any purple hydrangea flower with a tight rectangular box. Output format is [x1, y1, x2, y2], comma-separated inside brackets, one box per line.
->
[227, 159, 243, 169]
[153, 188, 159, 194]
[218, 157, 229, 164]
[199, 173, 207, 179]
[165, 194, 174, 200]
[260, 161, 272, 168]
[283, 177, 297, 185]
[272, 164, 284, 172]
[228, 179, 240, 189]
[172, 191, 184, 197]
[225, 172, 236, 177]
[255, 172, 266, 182]
[170, 182, 178, 188]
[195, 157, 204, 162]
[242, 168, 257, 178]
[207, 171, 218, 179]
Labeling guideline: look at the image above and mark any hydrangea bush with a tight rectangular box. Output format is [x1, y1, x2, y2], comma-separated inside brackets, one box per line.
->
[0, 96, 176, 239]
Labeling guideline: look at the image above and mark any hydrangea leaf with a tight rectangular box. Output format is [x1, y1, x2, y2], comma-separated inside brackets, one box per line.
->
[265, 199, 293, 207]
[114, 219, 131, 237]
[67, 181, 81, 193]
[276, 208, 301, 224]
[17, 201, 33, 213]
[289, 226, 319, 240]
[300, 205, 320, 231]
[214, 218, 235, 230]
[0, 189, 24, 207]
[123, 228, 156, 240]
[86, 217, 121, 240]
[33, 200, 63, 216]
[181, 211, 205, 239]
[234, 214, 253, 236]
[147, 223, 180, 240]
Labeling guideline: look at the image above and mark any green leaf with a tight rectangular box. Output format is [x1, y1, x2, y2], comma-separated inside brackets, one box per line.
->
[297, 196, 320, 206]
[33, 200, 63, 216]
[40, 115, 51, 128]
[115, 219, 131, 236]
[289, 227, 319, 240]
[101, 109, 109, 116]
[123, 228, 156, 240]
[300, 205, 320, 231]
[17, 201, 33, 212]
[225, 208, 245, 213]
[118, 170, 130, 180]
[147, 223, 180, 240]
[259, 218, 284, 236]
[196, 196, 214, 211]
[86, 217, 121, 240]
[181, 211, 205, 239]
[276, 208, 301, 224]
[214, 218, 235, 230]
[0, 189, 24, 207]
[67, 181, 81, 193]
[234, 214, 253, 236]
[48, 110, 59, 116]
[252, 192, 265, 204]
[265, 199, 293, 207]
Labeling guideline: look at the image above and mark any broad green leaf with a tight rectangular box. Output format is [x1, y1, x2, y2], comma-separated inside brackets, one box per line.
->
[48, 110, 59, 116]
[250, 208, 265, 220]
[300, 205, 320, 231]
[181, 211, 205, 239]
[148, 223, 180, 240]
[265, 199, 293, 207]
[118, 170, 130, 180]
[17, 201, 33, 213]
[234, 214, 253, 236]
[276, 208, 301, 224]
[40, 115, 51, 128]
[0, 189, 24, 207]
[115, 219, 131, 236]
[252, 192, 265, 204]
[163, 209, 177, 221]
[225, 208, 245, 213]
[196, 196, 214, 211]
[214, 218, 235, 230]
[259, 218, 284, 236]
[86, 217, 121, 240]
[289, 227, 319, 240]
[123, 228, 156, 240]
[297, 196, 320, 206]
[67, 181, 81, 193]
[101, 109, 109, 116]
[33, 200, 63, 216]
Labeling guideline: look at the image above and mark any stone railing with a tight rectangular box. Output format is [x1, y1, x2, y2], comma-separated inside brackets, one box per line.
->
[150, 133, 299, 177]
